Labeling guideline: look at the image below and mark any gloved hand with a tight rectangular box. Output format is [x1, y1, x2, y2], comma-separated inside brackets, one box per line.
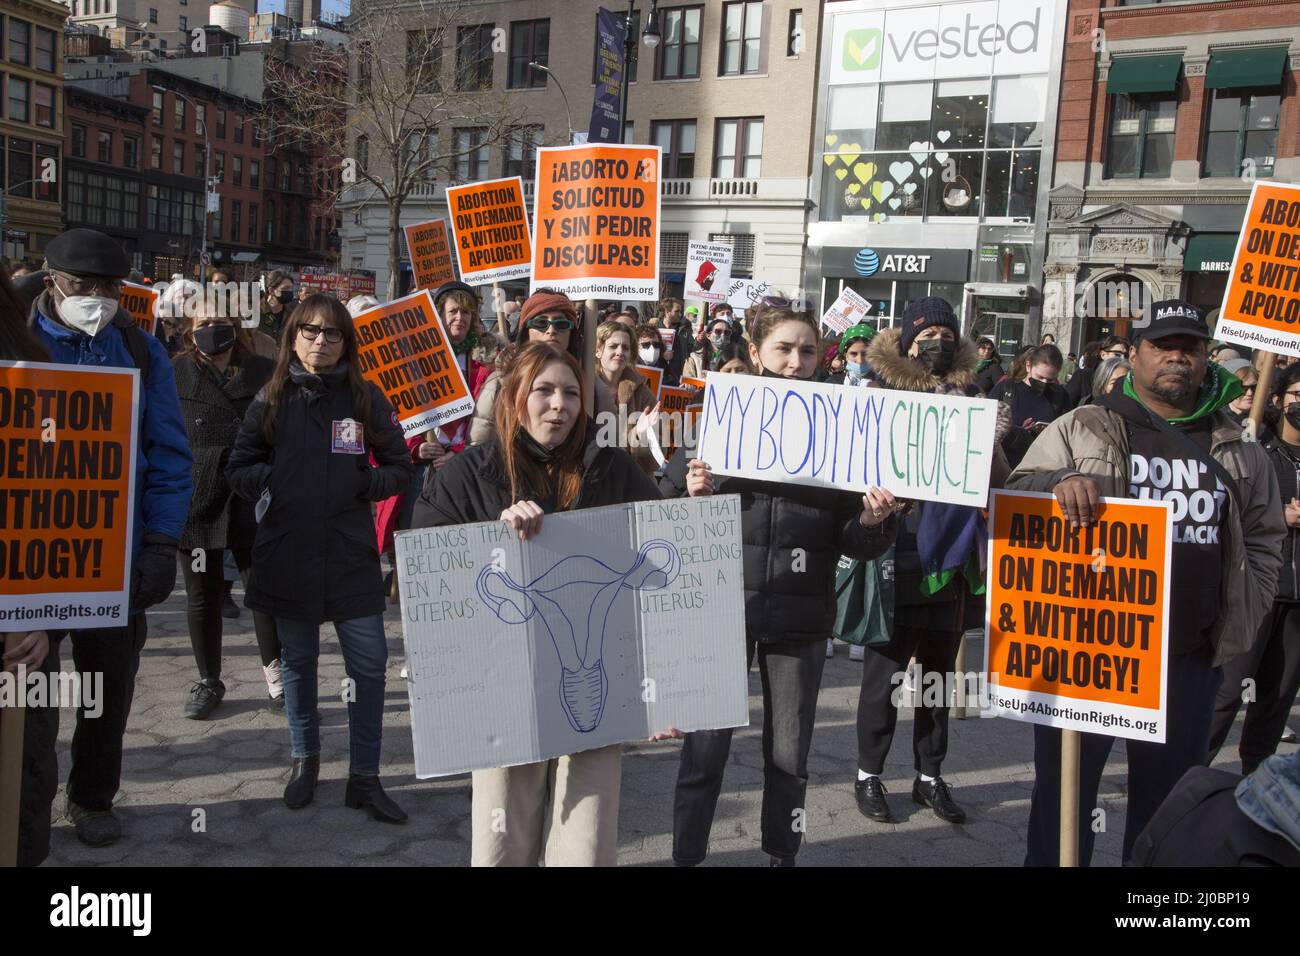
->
[130, 534, 180, 612]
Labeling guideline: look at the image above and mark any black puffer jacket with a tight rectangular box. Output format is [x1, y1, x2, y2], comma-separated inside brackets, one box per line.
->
[174, 352, 273, 551]
[412, 422, 662, 528]
[226, 361, 413, 623]
[660, 437, 896, 644]
[1266, 437, 1300, 603]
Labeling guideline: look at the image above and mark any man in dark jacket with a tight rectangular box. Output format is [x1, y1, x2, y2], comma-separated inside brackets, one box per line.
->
[1008, 300, 1284, 865]
[1208, 361, 1300, 775]
[28, 229, 193, 848]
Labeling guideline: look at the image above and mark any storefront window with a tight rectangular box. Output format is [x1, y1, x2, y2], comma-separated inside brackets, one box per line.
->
[877, 82, 931, 150]
[826, 83, 878, 147]
[930, 80, 988, 150]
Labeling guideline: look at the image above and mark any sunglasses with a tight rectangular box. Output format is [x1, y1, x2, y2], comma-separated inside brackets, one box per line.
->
[299, 323, 344, 344]
[761, 295, 814, 312]
[527, 317, 574, 332]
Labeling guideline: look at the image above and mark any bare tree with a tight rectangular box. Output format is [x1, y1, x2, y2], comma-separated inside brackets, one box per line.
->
[265, 0, 526, 299]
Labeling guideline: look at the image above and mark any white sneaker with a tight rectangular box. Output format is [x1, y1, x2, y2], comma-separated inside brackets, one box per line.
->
[849, 643, 866, 661]
[263, 659, 284, 701]
[826, 639, 835, 659]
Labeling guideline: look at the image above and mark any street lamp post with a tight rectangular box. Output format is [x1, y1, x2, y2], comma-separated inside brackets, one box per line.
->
[155, 84, 211, 284]
[528, 62, 575, 144]
[618, 0, 661, 144]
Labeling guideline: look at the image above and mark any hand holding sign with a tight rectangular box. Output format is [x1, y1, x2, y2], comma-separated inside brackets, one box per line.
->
[2, 630, 48, 672]
[686, 459, 714, 498]
[500, 500, 546, 541]
[859, 487, 897, 528]
[1053, 475, 1101, 529]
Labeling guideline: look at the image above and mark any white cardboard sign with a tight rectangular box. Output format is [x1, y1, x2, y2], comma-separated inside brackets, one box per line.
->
[821, 286, 872, 335]
[397, 496, 750, 778]
[696, 373, 998, 506]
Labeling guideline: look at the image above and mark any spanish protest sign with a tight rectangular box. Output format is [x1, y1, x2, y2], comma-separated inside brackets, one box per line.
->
[404, 219, 458, 292]
[0, 362, 139, 631]
[636, 364, 663, 400]
[120, 282, 159, 335]
[685, 241, 734, 304]
[446, 177, 533, 285]
[1215, 180, 1300, 358]
[531, 143, 661, 300]
[822, 286, 871, 335]
[695, 372, 997, 505]
[353, 291, 474, 438]
[396, 495, 748, 776]
[982, 491, 1171, 743]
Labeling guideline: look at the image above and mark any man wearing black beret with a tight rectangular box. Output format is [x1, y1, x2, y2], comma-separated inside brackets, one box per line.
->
[29, 228, 193, 848]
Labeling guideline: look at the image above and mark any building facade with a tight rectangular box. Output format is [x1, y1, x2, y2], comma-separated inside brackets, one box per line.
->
[339, 0, 821, 303]
[808, 0, 1069, 354]
[64, 0, 255, 46]
[64, 85, 147, 263]
[1, 0, 65, 266]
[1044, 0, 1300, 350]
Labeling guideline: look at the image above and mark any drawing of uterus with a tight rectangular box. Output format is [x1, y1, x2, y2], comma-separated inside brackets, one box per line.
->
[476, 540, 682, 733]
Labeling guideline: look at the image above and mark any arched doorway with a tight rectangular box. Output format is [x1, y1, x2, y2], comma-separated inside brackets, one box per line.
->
[1075, 272, 1152, 342]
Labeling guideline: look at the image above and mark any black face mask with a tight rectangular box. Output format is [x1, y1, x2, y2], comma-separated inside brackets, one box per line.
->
[277, 290, 294, 305]
[915, 338, 956, 375]
[193, 324, 236, 356]
[1286, 404, 1300, 432]
[1027, 377, 1047, 393]
[759, 366, 812, 382]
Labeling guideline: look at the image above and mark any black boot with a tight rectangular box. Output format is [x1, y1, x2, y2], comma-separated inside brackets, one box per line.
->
[283, 756, 319, 809]
[345, 775, 408, 824]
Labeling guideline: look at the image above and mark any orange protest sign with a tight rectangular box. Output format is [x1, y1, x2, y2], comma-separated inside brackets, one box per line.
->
[635, 364, 663, 400]
[446, 177, 533, 285]
[404, 220, 458, 292]
[0, 361, 139, 630]
[681, 375, 707, 391]
[353, 290, 474, 437]
[120, 282, 159, 334]
[531, 143, 661, 300]
[1216, 180, 1300, 357]
[983, 490, 1171, 743]
[659, 384, 695, 453]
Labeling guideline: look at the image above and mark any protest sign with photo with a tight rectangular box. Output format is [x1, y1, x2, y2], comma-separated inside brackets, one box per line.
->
[353, 290, 474, 437]
[120, 281, 159, 334]
[822, 286, 872, 335]
[403, 219, 458, 292]
[446, 177, 533, 285]
[685, 241, 734, 304]
[0, 362, 139, 631]
[531, 144, 661, 300]
[1215, 180, 1300, 358]
[397, 495, 749, 777]
[982, 491, 1171, 743]
[696, 372, 997, 505]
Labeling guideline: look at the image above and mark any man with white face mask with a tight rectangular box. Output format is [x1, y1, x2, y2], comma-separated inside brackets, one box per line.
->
[28, 228, 193, 849]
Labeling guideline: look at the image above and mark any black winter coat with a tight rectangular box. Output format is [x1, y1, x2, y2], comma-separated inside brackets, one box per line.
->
[174, 352, 273, 551]
[226, 362, 414, 623]
[1265, 438, 1300, 603]
[412, 423, 662, 528]
[659, 440, 896, 644]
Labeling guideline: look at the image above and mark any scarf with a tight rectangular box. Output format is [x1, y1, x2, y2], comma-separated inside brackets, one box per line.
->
[1121, 361, 1243, 424]
[452, 331, 479, 356]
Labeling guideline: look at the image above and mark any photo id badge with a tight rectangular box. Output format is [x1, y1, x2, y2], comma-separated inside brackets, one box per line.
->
[332, 419, 365, 454]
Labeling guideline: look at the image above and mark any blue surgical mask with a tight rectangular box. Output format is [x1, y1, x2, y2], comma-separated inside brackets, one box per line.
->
[846, 361, 869, 378]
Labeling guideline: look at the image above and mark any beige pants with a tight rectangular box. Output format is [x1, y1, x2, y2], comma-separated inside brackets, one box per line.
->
[470, 744, 623, 867]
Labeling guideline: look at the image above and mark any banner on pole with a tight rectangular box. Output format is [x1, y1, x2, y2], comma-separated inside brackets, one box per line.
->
[531, 144, 661, 301]
[0, 362, 139, 631]
[696, 372, 997, 505]
[588, 7, 625, 144]
[982, 491, 1171, 743]
[685, 241, 734, 304]
[404, 220, 458, 292]
[446, 177, 534, 285]
[397, 496, 749, 777]
[353, 290, 474, 437]
[1214, 180, 1300, 358]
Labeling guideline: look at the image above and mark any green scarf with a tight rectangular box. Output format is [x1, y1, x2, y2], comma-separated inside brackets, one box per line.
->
[919, 551, 987, 598]
[452, 330, 479, 357]
[976, 358, 993, 374]
[1121, 361, 1243, 424]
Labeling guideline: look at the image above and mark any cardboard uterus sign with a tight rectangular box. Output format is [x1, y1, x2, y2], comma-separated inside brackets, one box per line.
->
[396, 495, 749, 777]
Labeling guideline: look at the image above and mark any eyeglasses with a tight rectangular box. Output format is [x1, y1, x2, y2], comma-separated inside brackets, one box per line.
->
[298, 323, 344, 344]
[526, 317, 574, 333]
[53, 270, 123, 297]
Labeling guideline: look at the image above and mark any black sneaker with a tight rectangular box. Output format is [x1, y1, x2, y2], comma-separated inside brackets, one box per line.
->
[854, 776, 893, 822]
[183, 678, 225, 720]
[221, 592, 240, 619]
[912, 776, 967, 824]
[67, 801, 122, 847]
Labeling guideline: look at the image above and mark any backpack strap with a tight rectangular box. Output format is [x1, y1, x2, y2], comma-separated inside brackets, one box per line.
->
[118, 321, 152, 377]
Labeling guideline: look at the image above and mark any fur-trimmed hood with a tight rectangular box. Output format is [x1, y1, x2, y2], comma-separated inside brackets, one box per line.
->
[865, 327, 979, 394]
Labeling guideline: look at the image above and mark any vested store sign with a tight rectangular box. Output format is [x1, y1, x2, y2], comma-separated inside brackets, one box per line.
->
[829, 0, 1057, 85]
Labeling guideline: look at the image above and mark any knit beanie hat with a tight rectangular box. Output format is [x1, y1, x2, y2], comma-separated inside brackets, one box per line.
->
[899, 297, 960, 354]
[519, 291, 578, 327]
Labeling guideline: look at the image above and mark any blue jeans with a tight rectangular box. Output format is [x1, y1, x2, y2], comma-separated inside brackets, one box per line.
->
[275, 615, 389, 777]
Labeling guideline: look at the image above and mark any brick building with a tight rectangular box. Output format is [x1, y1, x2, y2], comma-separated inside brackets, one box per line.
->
[1043, 0, 1300, 347]
[64, 85, 148, 263]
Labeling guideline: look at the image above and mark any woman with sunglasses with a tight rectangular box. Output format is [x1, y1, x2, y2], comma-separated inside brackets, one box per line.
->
[470, 290, 583, 447]
[682, 312, 742, 381]
[227, 294, 414, 821]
